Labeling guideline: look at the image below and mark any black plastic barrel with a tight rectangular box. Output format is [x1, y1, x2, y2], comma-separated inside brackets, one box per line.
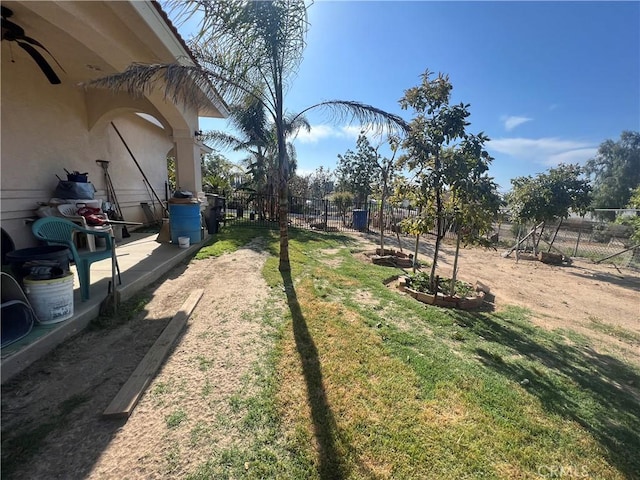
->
[5, 246, 71, 287]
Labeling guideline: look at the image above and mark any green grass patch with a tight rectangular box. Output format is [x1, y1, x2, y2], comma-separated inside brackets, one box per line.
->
[587, 316, 640, 346]
[195, 225, 279, 259]
[262, 227, 639, 479]
[90, 292, 152, 330]
[194, 354, 214, 372]
[165, 408, 188, 429]
[186, 289, 315, 480]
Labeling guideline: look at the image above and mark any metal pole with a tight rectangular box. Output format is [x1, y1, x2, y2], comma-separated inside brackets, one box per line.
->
[594, 244, 640, 264]
[504, 221, 545, 257]
[111, 122, 168, 216]
[548, 219, 563, 252]
[323, 200, 328, 232]
[573, 217, 584, 257]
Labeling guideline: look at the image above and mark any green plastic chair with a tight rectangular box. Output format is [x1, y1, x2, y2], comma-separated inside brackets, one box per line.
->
[31, 217, 120, 301]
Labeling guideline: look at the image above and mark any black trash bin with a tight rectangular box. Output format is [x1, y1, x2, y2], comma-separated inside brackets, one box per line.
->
[5, 246, 71, 287]
[207, 207, 219, 234]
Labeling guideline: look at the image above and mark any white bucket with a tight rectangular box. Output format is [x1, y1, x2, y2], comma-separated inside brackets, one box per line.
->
[178, 236, 190, 249]
[23, 273, 74, 324]
[112, 224, 124, 242]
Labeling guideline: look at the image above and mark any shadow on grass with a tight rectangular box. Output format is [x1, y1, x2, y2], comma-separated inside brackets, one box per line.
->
[452, 310, 640, 478]
[280, 269, 347, 480]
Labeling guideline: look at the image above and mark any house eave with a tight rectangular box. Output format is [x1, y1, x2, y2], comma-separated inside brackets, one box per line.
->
[144, 1, 230, 118]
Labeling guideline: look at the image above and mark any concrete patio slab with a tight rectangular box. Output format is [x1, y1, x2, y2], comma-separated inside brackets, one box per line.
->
[1, 231, 209, 383]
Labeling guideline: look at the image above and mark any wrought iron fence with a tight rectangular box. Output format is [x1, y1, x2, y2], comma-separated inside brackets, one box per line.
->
[216, 191, 639, 269]
[220, 191, 423, 234]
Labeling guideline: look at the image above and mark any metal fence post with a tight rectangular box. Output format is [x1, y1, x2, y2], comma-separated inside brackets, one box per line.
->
[323, 200, 328, 232]
[573, 217, 583, 257]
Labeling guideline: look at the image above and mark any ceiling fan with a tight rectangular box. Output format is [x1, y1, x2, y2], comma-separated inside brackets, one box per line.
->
[1, 6, 64, 84]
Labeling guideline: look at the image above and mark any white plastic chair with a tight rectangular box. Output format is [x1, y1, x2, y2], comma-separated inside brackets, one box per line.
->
[55, 204, 112, 252]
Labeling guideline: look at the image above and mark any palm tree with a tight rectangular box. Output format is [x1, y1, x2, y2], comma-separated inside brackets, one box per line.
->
[204, 97, 309, 220]
[89, 0, 408, 271]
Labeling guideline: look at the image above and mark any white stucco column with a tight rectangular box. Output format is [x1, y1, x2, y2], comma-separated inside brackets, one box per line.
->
[173, 130, 202, 195]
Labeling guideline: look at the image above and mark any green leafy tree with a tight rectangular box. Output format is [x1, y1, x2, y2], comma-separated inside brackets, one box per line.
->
[308, 166, 334, 199]
[201, 151, 238, 194]
[395, 176, 432, 271]
[331, 191, 354, 226]
[372, 136, 400, 255]
[444, 144, 502, 294]
[203, 97, 308, 207]
[586, 131, 640, 218]
[92, 0, 407, 271]
[166, 156, 177, 192]
[615, 186, 640, 245]
[336, 133, 379, 206]
[288, 172, 310, 198]
[398, 70, 493, 291]
[506, 164, 592, 253]
[506, 164, 592, 224]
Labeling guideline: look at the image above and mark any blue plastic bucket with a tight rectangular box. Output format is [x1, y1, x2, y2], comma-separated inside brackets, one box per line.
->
[169, 203, 201, 245]
[352, 209, 368, 231]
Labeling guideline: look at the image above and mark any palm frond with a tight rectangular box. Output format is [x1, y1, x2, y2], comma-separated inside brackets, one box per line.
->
[283, 112, 311, 135]
[293, 100, 410, 137]
[228, 98, 270, 146]
[167, 0, 309, 113]
[86, 62, 260, 114]
[201, 130, 245, 151]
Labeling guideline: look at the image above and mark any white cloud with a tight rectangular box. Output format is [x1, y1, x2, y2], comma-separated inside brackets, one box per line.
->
[340, 125, 365, 139]
[487, 137, 596, 167]
[293, 123, 391, 144]
[502, 115, 533, 131]
[294, 124, 339, 144]
[546, 148, 598, 166]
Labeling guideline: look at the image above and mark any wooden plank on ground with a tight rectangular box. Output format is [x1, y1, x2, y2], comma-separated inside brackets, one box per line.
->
[103, 289, 204, 418]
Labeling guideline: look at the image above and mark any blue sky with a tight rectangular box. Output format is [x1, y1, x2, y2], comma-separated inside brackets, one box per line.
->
[197, 1, 639, 192]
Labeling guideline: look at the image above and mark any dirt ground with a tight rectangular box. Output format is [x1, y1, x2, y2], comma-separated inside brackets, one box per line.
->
[1, 232, 639, 479]
[355, 231, 640, 364]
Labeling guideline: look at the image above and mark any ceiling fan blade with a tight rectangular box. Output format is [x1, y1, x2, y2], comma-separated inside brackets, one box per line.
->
[15, 40, 61, 84]
[1, 17, 25, 38]
[21, 35, 66, 72]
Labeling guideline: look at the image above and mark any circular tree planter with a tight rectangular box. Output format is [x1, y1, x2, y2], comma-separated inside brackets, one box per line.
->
[371, 248, 415, 268]
[396, 276, 490, 310]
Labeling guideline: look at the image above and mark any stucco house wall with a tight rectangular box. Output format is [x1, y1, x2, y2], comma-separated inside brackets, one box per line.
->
[0, 0, 227, 249]
[1, 63, 175, 247]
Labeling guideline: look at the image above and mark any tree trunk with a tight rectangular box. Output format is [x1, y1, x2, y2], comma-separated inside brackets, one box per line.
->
[278, 185, 290, 271]
[323, 199, 328, 232]
[275, 76, 290, 272]
[450, 231, 461, 296]
[413, 234, 420, 273]
[430, 227, 442, 291]
[379, 192, 386, 254]
[430, 179, 443, 291]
